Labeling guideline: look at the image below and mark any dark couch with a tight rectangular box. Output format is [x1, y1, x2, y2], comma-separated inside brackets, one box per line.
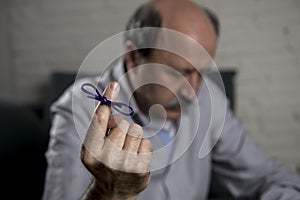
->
[0, 98, 48, 199]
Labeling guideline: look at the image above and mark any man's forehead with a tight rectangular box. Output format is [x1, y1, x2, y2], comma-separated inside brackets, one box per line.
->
[150, 48, 212, 72]
[155, 28, 216, 55]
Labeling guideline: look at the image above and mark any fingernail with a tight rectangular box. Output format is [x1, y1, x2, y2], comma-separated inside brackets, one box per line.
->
[110, 82, 119, 91]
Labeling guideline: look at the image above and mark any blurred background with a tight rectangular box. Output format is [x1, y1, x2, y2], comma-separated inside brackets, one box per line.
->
[0, 0, 299, 185]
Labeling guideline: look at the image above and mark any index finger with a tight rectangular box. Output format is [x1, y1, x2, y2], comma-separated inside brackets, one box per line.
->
[95, 82, 120, 132]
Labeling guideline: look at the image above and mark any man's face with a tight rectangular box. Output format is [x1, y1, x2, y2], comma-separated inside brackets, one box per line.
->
[130, 48, 213, 120]
[127, 29, 217, 120]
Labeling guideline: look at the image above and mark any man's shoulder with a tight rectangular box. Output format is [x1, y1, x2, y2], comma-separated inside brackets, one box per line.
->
[50, 76, 99, 113]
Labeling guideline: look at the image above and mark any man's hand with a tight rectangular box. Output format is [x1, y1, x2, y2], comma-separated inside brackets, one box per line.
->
[81, 82, 152, 200]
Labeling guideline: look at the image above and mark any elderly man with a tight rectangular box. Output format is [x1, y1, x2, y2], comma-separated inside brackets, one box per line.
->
[43, 0, 300, 199]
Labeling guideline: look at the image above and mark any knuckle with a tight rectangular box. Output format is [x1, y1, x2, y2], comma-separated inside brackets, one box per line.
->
[142, 139, 152, 151]
[108, 114, 123, 127]
[108, 119, 129, 138]
[96, 112, 107, 125]
[113, 113, 123, 124]
[128, 124, 143, 137]
[81, 148, 97, 167]
[128, 134, 140, 142]
[119, 119, 130, 130]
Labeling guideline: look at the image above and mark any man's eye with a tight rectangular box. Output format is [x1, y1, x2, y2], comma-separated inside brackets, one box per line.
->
[182, 69, 195, 76]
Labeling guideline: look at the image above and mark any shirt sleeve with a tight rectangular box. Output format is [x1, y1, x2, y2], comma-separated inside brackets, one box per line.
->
[42, 84, 93, 200]
[212, 106, 300, 199]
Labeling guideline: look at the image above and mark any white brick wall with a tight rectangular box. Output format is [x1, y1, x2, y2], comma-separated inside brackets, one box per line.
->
[1, 0, 300, 171]
[199, 0, 300, 171]
[0, 0, 12, 97]
[3, 0, 147, 103]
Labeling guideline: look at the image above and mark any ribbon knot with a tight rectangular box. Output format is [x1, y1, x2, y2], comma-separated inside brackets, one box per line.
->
[81, 83, 135, 116]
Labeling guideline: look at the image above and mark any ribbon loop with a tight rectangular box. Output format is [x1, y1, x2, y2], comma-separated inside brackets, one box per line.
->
[81, 83, 134, 116]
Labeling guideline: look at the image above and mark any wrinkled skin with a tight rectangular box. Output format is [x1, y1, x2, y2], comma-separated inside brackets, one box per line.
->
[81, 82, 152, 200]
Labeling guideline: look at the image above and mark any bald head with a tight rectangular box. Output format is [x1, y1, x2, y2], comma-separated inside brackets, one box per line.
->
[152, 0, 216, 35]
[152, 0, 218, 56]
[125, 0, 219, 58]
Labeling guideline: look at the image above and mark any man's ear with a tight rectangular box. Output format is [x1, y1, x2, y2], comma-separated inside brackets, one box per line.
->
[124, 40, 140, 71]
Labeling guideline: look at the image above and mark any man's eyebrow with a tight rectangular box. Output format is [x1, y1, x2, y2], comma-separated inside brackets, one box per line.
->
[171, 66, 206, 74]
[169, 64, 194, 71]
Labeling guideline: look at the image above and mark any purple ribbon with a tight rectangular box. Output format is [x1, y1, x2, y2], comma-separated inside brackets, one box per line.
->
[81, 83, 134, 116]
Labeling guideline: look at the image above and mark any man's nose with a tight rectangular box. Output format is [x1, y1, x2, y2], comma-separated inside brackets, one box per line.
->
[178, 72, 201, 101]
